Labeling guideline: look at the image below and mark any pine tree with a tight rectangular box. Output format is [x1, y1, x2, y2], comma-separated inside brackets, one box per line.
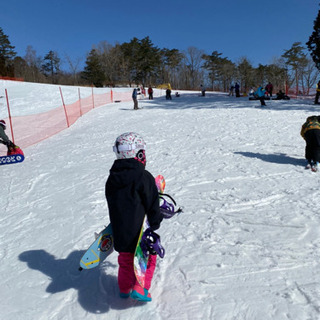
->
[120, 37, 161, 86]
[202, 51, 235, 90]
[0, 27, 16, 76]
[82, 49, 106, 87]
[307, 6, 320, 71]
[42, 51, 60, 83]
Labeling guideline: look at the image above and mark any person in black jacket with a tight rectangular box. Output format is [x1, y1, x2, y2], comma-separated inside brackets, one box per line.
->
[300, 116, 320, 171]
[0, 119, 16, 154]
[105, 132, 163, 302]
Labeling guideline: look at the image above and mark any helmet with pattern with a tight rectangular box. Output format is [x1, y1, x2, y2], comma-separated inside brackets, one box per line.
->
[113, 132, 146, 166]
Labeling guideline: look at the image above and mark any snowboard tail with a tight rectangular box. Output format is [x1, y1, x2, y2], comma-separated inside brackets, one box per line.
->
[79, 224, 113, 270]
[0, 153, 24, 165]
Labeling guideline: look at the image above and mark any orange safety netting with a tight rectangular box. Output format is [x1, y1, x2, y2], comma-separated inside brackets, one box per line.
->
[0, 89, 132, 156]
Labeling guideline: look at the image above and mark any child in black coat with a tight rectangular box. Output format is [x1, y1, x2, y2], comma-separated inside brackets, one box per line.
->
[105, 132, 163, 301]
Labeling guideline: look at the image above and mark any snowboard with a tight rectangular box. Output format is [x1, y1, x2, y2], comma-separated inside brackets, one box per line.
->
[133, 174, 165, 287]
[79, 223, 114, 271]
[0, 153, 24, 166]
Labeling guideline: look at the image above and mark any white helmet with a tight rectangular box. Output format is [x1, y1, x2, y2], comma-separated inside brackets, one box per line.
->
[113, 132, 146, 165]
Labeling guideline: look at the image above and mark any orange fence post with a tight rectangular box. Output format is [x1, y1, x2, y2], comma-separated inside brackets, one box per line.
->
[59, 87, 70, 128]
[78, 88, 82, 117]
[92, 86, 95, 109]
[111, 89, 113, 103]
[5, 89, 15, 144]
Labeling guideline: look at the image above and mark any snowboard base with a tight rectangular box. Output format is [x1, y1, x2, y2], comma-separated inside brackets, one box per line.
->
[0, 154, 24, 166]
[79, 224, 113, 270]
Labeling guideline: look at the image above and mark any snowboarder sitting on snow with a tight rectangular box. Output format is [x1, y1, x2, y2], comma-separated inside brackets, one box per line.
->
[300, 115, 320, 171]
[0, 119, 23, 156]
[105, 132, 163, 302]
[275, 90, 290, 100]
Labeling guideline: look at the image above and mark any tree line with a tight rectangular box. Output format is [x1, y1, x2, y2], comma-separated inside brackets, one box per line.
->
[1, 21, 320, 94]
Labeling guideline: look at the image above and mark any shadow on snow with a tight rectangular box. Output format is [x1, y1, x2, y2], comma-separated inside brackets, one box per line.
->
[19, 249, 144, 314]
[235, 151, 305, 166]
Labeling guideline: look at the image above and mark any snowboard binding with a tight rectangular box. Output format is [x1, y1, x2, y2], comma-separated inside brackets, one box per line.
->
[140, 228, 165, 258]
[159, 193, 183, 219]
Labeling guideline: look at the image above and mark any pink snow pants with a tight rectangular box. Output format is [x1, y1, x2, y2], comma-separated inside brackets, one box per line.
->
[118, 252, 157, 293]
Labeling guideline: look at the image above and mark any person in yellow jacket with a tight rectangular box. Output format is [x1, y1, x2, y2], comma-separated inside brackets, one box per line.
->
[315, 80, 320, 105]
[301, 115, 320, 171]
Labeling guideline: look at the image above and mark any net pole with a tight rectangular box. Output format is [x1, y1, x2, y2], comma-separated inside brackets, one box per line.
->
[78, 88, 82, 117]
[5, 89, 15, 143]
[92, 86, 95, 109]
[59, 87, 70, 127]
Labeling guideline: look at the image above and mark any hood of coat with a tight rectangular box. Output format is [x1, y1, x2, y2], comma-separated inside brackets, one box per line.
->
[107, 158, 144, 188]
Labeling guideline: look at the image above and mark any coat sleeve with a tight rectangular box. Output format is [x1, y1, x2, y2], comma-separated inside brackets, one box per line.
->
[0, 127, 10, 144]
[301, 124, 307, 139]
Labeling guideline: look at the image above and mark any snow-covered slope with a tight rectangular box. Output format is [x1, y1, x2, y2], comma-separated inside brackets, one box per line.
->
[1, 81, 320, 320]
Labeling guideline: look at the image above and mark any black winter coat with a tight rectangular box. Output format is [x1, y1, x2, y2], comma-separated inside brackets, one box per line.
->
[304, 129, 320, 162]
[105, 159, 162, 253]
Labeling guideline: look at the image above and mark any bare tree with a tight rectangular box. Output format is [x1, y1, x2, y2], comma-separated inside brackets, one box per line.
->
[24, 45, 45, 82]
[65, 54, 82, 85]
[301, 58, 320, 94]
[183, 46, 205, 89]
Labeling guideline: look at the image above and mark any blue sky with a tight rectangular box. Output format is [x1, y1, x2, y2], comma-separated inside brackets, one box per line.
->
[1, 0, 319, 70]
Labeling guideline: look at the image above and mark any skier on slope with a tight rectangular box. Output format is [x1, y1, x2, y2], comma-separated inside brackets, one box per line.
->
[235, 83, 240, 97]
[300, 115, 320, 171]
[265, 82, 273, 97]
[132, 88, 140, 110]
[254, 86, 266, 106]
[105, 132, 163, 302]
[0, 119, 21, 155]
[148, 87, 153, 100]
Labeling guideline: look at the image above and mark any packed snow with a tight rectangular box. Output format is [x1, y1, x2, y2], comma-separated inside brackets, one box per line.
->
[1, 81, 320, 320]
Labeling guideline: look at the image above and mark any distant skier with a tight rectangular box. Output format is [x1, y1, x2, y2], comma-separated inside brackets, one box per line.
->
[248, 87, 255, 99]
[132, 88, 139, 110]
[301, 116, 320, 171]
[235, 83, 240, 97]
[200, 84, 206, 97]
[229, 85, 235, 96]
[166, 88, 172, 100]
[141, 86, 146, 97]
[105, 132, 163, 301]
[148, 87, 153, 100]
[265, 82, 273, 97]
[254, 86, 266, 106]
